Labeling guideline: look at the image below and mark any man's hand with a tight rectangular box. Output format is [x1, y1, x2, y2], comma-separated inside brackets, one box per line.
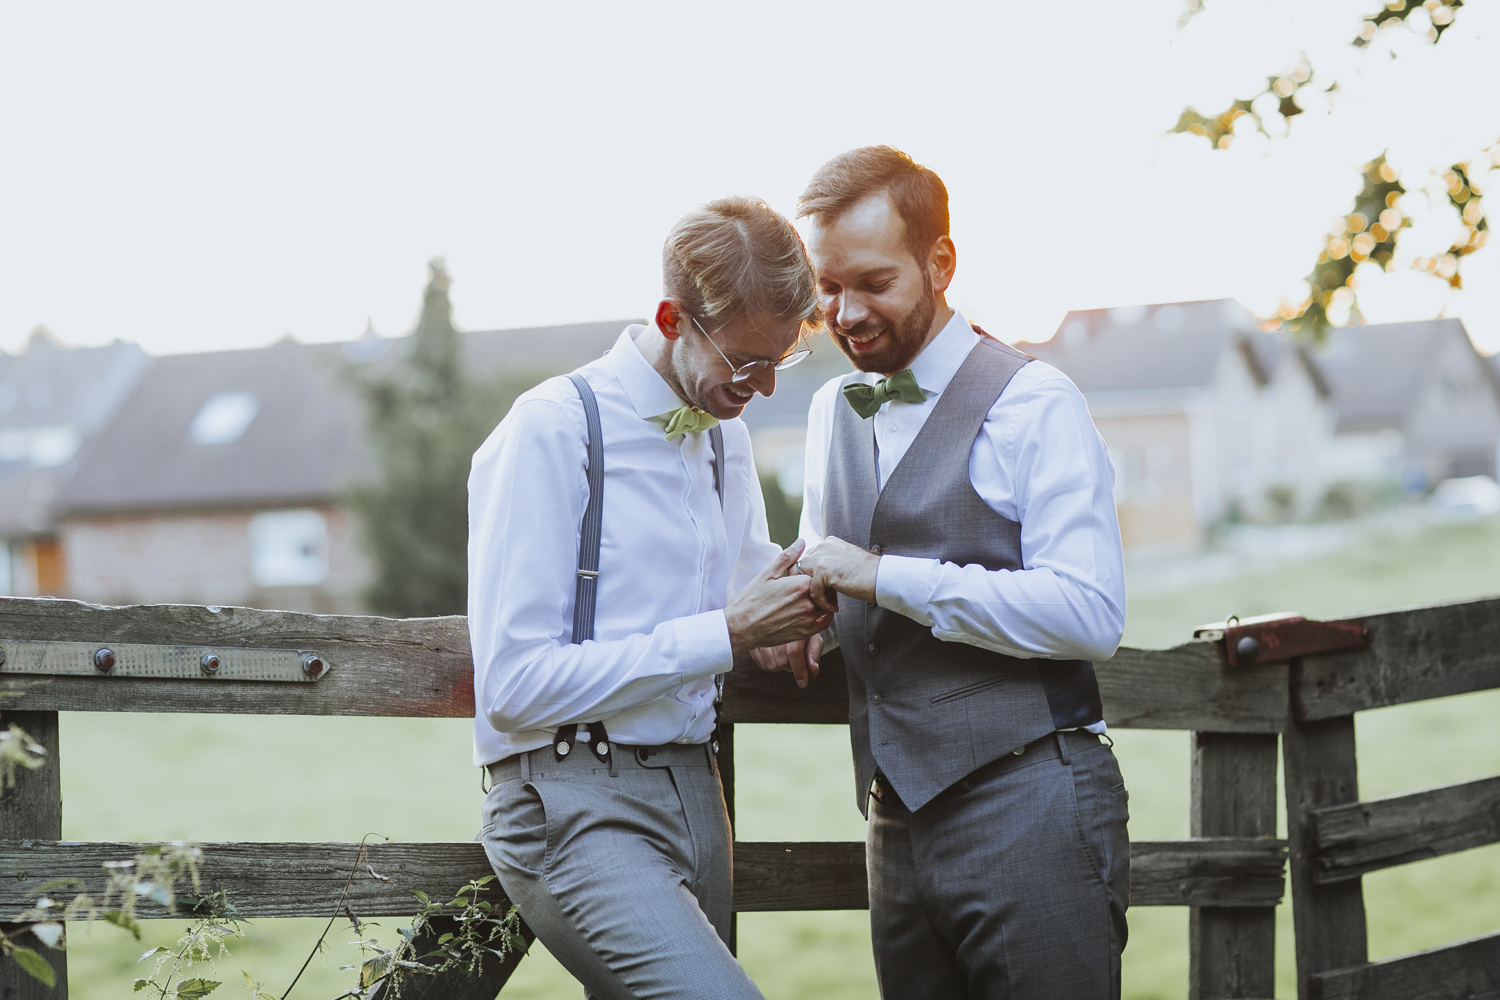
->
[750, 632, 824, 689]
[725, 541, 834, 655]
[795, 535, 880, 613]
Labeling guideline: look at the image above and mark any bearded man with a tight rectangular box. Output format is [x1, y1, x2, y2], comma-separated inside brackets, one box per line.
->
[782, 147, 1131, 999]
[469, 196, 830, 999]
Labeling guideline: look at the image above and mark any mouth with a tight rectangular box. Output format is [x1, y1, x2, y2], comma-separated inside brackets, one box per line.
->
[838, 323, 888, 354]
[725, 383, 755, 402]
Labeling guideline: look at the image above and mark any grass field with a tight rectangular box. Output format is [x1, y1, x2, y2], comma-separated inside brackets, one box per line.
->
[52, 512, 1500, 999]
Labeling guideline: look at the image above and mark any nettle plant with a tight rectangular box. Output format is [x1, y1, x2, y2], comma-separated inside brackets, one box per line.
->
[0, 725, 524, 999]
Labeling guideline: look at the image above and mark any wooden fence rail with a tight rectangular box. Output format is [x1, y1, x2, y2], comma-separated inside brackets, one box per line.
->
[3, 593, 1500, 999]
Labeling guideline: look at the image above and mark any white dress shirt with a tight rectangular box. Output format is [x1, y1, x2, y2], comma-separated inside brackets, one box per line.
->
[799, 310, 1126, 667]
[469, 326, 782, 766]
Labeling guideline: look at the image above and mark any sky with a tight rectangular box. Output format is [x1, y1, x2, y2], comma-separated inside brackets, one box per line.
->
[1, 0, 1497, 356]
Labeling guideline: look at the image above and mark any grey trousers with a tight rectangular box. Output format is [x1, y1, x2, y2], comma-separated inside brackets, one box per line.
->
[867, 730, 1130, 1000]
[480, 741, 763, 1000]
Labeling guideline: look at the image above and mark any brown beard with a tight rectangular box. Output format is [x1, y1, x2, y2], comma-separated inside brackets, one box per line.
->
[831, 276, 938, 374]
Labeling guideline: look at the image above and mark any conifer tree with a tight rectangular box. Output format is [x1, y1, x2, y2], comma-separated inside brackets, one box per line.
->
[346, 259, 511, 617]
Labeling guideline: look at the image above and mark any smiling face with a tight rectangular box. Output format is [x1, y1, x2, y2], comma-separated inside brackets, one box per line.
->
[665, 307, 804, 420]
[806, 192, 954, 375]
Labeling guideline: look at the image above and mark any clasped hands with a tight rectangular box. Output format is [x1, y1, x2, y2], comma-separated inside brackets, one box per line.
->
[725, 537, 879, 689]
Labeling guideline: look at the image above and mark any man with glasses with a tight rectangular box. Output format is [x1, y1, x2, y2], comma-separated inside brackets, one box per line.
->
[469, 195, 826, 999]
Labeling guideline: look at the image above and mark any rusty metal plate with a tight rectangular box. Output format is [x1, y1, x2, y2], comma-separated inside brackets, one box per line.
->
[0, 639, 331, 682]
[1193, 612, 1369, 667]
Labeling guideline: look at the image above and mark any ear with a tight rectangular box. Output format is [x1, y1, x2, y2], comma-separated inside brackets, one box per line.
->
[655, 299, 688, 341]
[927, 236, 957, 295]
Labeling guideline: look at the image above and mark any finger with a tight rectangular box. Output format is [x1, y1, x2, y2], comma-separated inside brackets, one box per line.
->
[806, 632, 823, 676]
[761, 540, 806, 582]
[788, 639, 810, 688]
[809, 572, 839, 615]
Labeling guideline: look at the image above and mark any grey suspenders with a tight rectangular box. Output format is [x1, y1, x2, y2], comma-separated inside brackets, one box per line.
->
[556, 373, 724, 762]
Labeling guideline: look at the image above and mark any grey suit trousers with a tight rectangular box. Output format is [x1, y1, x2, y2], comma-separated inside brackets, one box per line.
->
[868, 730, 1130, 1000]
[481, 741, 763, 1000]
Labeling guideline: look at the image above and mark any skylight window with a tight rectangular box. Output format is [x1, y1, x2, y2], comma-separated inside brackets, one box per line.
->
[189, 391, 259, 445]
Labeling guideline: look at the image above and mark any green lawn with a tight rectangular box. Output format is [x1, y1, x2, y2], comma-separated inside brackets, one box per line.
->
[52, 512, 1500, 999]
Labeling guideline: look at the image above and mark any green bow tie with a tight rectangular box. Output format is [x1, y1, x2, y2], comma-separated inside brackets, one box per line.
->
[661, 405, 720, 440]
[842, 368, 927, 419]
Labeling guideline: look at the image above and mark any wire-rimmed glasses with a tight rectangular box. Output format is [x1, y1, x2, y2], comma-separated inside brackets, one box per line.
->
[689, 314, 812, 383]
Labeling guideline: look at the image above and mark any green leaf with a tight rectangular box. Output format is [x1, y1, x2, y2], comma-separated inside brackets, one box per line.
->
[360, 952, 394, 988]
[174, 978, 222, 999]
[102, 909, 144, 941]
[139, 947, 164, 963]
[134, 978, 152, 991]
[10, 946, 55, 986]
[33, 877, 85, 893]
[410, 890, 430, 905]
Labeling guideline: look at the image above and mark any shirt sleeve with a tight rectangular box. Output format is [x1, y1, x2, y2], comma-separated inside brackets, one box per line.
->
[873, 366, 1127, 662]
[468, 388, 733, 735]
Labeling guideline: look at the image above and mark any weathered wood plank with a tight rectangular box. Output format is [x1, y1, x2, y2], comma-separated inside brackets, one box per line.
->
[1312, 927, 1500, 1000]
[0, 838, 1287, 918]
[1310, 775, 1500, 883]
[1295, 596, 1500, 720]
[1103, 645, 1287, 733]
[0, 597, 1286, 730]
[0, 711, 67, 999]
[0, 598, 474, 718]
[1284, 712, 1367, 1000]
[733, 841, 868, 911]
[725, 642, 1289, 732]
[1188, 732, 1280, 999]
[1131, 839, 1287, 908]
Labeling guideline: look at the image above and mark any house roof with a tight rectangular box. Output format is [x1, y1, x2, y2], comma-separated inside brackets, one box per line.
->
[54, 338, 368, 516]
[1314, 318, 1497, 432]
[1022, 299, 1271, 394]
[0, 331, 151, 535]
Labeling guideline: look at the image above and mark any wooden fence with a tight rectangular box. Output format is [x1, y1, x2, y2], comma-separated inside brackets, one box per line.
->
[0, 592, 1497, 999]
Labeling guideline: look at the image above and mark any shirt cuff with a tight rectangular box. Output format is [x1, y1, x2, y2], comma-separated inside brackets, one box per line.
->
[874, 555, 938, 625]
[675, 609, 735, 679]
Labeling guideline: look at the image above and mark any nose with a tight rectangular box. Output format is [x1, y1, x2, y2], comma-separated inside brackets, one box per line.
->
[834, 291, 868, 331]
[747, 367, 776, 398]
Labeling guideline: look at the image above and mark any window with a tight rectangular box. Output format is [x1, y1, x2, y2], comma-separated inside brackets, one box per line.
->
[190, 392, 260, 445]
[248, 510, 329, 587]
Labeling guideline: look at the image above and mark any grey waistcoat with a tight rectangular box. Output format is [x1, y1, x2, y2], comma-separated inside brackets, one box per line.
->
[826, 334, 1104, 815]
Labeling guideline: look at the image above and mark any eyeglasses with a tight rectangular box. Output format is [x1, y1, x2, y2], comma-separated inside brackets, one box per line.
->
[689, 314, 812, 383]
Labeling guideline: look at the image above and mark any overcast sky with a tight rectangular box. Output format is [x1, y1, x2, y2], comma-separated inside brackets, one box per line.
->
[2, 0, 1497, 356]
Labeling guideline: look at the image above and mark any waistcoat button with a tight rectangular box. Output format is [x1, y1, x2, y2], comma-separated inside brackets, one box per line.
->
[872, 694, 884, 704]
[867, 643, 880, 656]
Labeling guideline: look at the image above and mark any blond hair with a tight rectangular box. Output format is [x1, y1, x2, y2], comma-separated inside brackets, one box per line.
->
[662, 196, 821, 332]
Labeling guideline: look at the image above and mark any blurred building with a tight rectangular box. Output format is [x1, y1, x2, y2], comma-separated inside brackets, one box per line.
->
[1315, 318, 1500, 489]
[53, 338, 372, 613]
[1026, 303, 1500, 550]
[0, 327, 150, 596]
[1026, 300, 1332, 549]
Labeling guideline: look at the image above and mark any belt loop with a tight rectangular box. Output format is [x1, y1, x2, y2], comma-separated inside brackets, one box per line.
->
[520, 748, 532, 784]
[705, 741, 716, 775]
[480, 765, 491, 794]
[608, 743, 619, 778]
[1055, 730, 1071, 766]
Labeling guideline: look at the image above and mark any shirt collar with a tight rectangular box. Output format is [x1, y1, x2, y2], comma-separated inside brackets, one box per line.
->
[906, 309, 978, 396]
[603, 325, 690, 420]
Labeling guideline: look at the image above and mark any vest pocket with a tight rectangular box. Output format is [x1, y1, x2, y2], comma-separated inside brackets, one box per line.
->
[929, 674, 1011, 705]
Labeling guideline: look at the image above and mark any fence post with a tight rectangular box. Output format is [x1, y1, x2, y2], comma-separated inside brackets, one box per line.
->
[1188, 732, 1279, 998]
[718, 722, 737, 956]
[1, 710, 67, 999]
[1283, 692, 1367, 999]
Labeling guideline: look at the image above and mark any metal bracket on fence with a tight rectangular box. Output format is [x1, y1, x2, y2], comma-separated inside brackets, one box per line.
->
[1193, 612, 1369, 667]
[0, 638, 331, 682]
